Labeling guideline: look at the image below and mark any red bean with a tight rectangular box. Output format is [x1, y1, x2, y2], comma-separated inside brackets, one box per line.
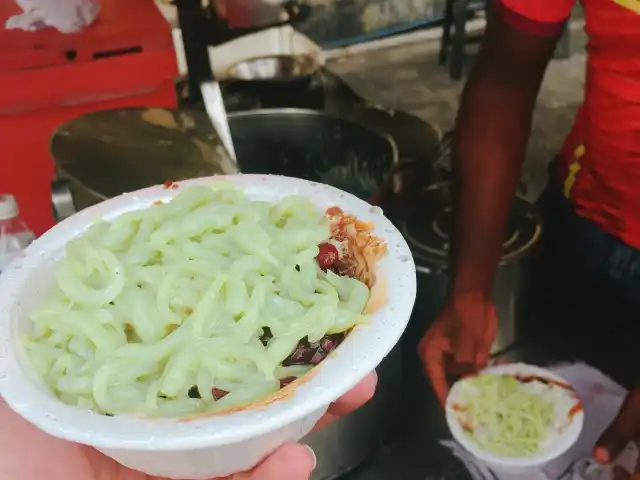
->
[316, 243, 339, 270]
[280, 377, 297, 388]
[212, 388, 229, 400]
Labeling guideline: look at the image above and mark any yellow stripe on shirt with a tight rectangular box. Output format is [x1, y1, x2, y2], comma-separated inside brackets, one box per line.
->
[563, 145, 585, 199]
[613, 0, 640, 14]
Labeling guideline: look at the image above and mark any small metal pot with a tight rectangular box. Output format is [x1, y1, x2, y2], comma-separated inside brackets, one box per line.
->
[396, 182, 542, 358]
[223, 56, 325, 110]
[226, 54, 321, 82]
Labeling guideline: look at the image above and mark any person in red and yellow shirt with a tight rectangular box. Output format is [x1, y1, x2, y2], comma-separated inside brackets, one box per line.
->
[418, 0, 640, 469]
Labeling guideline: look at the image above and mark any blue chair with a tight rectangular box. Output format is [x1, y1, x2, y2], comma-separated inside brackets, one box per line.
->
[439, 0, 486, 80]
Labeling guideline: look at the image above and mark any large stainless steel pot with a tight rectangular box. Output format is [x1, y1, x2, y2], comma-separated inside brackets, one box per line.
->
[51, 106, 440, 210]
[50, 107, 237, 212]
[50, 108, 403, 211]
[226, 109, 399, 200]
[397, 182, 542, 359]
[49, 106, 439, 480]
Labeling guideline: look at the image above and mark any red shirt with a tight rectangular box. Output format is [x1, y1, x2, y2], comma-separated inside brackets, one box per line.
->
[498, 0, 640, 249]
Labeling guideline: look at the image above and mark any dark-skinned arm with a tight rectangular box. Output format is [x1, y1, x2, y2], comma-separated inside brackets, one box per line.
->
[448, 12, 563, 301]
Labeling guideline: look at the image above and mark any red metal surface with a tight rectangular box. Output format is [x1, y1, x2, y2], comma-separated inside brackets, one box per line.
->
[0, 0, 178, 237]
[0, 0, 174, 72]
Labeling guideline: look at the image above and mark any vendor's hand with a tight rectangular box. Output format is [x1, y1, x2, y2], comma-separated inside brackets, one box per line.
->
[593, 387, 640, 476]
[0, 372, 377, 480]
[418, 294, 497, 406]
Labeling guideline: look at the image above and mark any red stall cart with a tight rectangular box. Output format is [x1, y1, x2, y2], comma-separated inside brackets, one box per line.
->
[0, 0, 178, 236]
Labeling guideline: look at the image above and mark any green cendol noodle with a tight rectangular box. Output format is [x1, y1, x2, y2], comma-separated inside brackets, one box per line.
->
[23, 183, 371, 418]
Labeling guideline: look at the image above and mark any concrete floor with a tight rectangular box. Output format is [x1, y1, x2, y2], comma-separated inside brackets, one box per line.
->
[325, 26, 587, 202]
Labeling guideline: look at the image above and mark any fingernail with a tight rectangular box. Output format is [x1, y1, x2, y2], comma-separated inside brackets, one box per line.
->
[303, 445, 317, 470]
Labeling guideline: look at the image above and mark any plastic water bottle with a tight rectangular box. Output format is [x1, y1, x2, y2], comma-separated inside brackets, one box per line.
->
[0, 195, 34, 272]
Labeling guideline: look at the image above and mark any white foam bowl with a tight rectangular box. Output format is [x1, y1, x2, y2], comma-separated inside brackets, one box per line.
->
[446, 363, 584, 473]
[0, 175, 417, 479]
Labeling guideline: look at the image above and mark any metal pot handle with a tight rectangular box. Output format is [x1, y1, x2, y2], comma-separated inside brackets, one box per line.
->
[51, 179, 77, 223]
[369, 129, 454, 206]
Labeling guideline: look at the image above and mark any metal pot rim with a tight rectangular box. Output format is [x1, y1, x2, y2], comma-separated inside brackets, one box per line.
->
[408, 182, 543, 271]
[225, 53, 322, 82]
[226, 108, 400, 167]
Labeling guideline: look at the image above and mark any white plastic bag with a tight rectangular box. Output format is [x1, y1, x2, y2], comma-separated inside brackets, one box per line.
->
[5, 0, 101, 34]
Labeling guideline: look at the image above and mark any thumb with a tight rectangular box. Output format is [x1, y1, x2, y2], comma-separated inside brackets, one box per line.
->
[451, 324, 477, 370]
[233, 444, 316, 480]
[594, 389, 640, 464]
[477, 305, 498, 368]
[453, 312, 492, 371]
